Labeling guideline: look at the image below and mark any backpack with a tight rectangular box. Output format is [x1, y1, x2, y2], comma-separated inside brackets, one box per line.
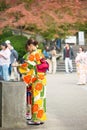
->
[43, 50, 52, 59]
[36, 58, 49, 73]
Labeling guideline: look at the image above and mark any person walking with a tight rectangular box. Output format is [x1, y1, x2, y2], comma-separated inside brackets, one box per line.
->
[19, 39, 47, 125]
[0, 42, 11, 81]
[63, 43, 74, 73]
[51, 46, 57, 74]
[75, 47, 86, 85]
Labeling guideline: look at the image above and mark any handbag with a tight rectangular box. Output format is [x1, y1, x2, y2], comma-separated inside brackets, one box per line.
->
[36, 58, 49, 73]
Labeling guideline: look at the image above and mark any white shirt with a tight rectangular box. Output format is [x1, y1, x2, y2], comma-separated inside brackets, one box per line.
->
[0, 48, 11, 66]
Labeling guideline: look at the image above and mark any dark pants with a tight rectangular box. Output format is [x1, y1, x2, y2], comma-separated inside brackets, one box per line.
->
[8, 64, 12, 76]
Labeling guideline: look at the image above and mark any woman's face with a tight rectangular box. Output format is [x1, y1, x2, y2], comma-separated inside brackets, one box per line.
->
[27, 44, 34, 53]
[0, 45, 6, 50]
[79, 47, 82, 52]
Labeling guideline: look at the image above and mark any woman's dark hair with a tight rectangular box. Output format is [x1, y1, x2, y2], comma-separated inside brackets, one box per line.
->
[80, 46, 84, 52]
[27, 39, 38, 46]
[25, 38, 38, 50]
[1, 42, 7, 48]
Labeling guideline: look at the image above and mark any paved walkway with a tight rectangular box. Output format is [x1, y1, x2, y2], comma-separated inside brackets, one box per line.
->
[46, 72, 87, 130]
[1, 72, 87, 130]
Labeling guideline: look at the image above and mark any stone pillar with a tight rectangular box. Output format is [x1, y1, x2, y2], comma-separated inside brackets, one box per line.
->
[0, 81, 26, 128]
[78, 31, 85, 45]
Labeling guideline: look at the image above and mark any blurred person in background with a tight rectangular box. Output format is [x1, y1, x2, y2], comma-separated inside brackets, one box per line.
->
[0, 42, 11, 81]
[63, 43, 74, 73]
[43, 46, 52, 73]
[50, 46, 57, 74]
[5, 40, 19, 81]
[75, 47, 87, 85]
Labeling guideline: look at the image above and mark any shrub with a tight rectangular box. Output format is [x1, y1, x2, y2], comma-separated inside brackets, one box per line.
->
[0, 27, 13, 43]
[4, 35, 28, 59]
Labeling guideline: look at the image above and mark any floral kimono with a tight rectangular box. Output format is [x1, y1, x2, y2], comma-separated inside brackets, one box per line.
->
[19, 49, 47, 122]
[75, 52, 86, 84]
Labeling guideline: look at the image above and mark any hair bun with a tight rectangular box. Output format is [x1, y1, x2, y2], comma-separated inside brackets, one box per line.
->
[33, 41, 38, 46]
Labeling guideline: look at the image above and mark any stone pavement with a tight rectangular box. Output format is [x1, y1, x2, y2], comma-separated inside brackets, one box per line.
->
[1, 72, 87, 130]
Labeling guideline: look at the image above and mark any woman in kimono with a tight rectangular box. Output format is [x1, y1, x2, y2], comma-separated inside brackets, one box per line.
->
[19, 39, 47, 125]
[75, 47, 86, 85]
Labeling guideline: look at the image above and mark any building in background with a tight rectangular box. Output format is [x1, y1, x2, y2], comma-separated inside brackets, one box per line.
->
[78, 31, 85, 45]
[65, 36, 77, 45]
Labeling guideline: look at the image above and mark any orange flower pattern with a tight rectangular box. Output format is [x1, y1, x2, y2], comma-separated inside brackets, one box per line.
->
[38, 73, 45, 80]
[35, 53, 40, 61]
[35, 82, 43, 91]
[32, 104, 39, 112]
[28, 54, 34, 61]
[23, 75, 31, 84]
[32, 77, 37, 82]
[21, 62, 28, 68]
[37, 110, 44, 118]
[20, 49, 47, 122]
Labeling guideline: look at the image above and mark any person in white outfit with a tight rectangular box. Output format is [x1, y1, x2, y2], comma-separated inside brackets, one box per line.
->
[51, 46, 57, 74]
[0, 42, 11, 81]
[5, 40, 20, 81]
[75, 47, 87, 85]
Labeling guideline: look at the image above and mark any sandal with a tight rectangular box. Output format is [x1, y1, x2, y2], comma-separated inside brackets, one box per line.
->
[27, 120, 40, 125]
[40, 122, 44, 125]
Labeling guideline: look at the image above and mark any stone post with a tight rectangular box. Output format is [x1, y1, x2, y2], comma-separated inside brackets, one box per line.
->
[0, 81, 26, 128]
